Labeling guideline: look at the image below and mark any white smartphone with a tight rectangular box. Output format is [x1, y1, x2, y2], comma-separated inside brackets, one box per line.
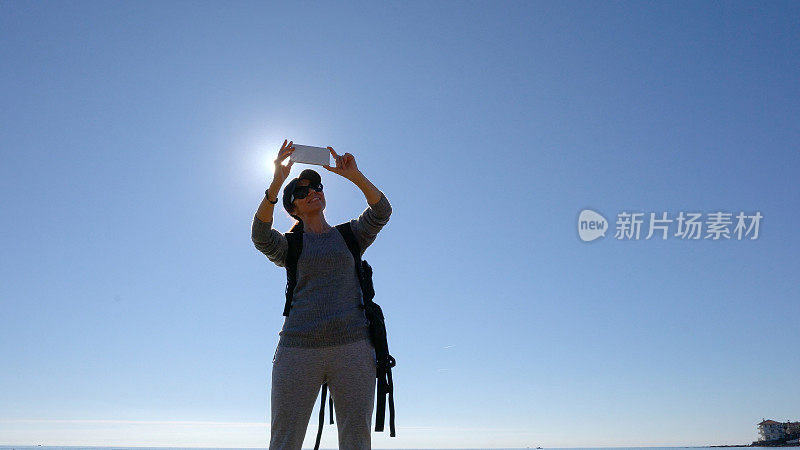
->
[290, 145, 331, 166]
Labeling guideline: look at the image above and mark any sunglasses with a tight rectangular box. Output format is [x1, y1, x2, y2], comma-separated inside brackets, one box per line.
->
[291, 182, 323, 201]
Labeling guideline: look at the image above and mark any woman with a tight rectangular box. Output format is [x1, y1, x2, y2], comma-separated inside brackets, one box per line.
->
[251, 139, 392, 450]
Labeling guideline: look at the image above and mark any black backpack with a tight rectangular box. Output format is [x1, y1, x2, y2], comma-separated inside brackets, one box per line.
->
[283, 223, 396, 450]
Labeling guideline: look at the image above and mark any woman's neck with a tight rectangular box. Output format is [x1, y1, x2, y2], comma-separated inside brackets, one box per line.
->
[301, 213, 332, 234]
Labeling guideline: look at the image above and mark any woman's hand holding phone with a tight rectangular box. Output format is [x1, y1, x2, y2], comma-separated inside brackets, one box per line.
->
[273, 139, 295, 186]
[256, 139, 294, 222]
[323, 147, 361, 181]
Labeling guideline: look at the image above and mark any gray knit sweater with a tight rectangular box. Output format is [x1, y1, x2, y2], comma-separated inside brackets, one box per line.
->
[251, 193, 392, 348]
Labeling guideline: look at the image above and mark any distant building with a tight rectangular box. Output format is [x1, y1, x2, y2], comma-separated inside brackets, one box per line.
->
[759, 420, 787, 441]
[757, 419, 800, 442]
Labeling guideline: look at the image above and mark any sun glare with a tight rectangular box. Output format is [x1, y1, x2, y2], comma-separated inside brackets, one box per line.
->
[246, 128, 304, 183]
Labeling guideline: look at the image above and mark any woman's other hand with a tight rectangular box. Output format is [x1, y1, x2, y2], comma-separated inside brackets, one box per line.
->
[272, 139, 295, 185]
[323, 147, 361, 181]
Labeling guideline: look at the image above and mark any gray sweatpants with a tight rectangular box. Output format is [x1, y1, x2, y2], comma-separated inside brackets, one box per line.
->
[269, 337, 377, 450]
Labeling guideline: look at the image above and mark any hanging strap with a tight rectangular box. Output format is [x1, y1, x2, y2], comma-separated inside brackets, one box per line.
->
[313, 383, 326, 450]
[312, 383, 335, 450]
[375, 367, 396, 436]
[388, 368, 396, 436]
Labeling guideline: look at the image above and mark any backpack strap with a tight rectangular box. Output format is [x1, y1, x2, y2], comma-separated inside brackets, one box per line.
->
[335, 223, 362, 275]
[283, 231, 303, 317]
[334, 223, 374, 305]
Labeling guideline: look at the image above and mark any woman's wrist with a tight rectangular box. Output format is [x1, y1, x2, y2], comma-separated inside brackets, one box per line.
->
[349, 170, 365, 184]
[352, 172, 382, 205]
[266, 181, 282, 202]
[269, 178, 283, 190]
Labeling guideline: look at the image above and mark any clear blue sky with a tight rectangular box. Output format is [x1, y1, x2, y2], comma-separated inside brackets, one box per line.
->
[1, 1, 798, 448]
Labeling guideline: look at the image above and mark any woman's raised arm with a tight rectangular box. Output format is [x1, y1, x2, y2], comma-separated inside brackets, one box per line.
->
[255, 139, 295, 223]
[251, 139, 295, 267]
[323, 146, 392, 253]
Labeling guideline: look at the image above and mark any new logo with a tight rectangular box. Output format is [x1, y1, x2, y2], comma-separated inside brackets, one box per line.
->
[578, 209, 608, 242]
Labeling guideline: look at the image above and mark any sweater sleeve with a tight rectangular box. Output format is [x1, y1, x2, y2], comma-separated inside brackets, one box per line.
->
[348, 192, 392, 257]
[251, 214, 289, 267]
